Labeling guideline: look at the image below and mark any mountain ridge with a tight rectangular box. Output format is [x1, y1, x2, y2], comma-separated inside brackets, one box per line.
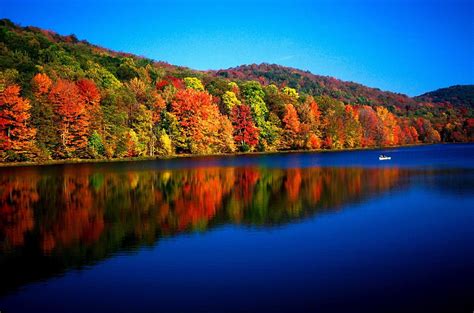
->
[210, 63, 418, 108]
[2, 18, 467, 107]
[415, 85, 474, 107]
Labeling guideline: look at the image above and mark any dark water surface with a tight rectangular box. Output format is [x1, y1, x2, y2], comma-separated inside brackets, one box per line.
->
[0, 144, 473, 313]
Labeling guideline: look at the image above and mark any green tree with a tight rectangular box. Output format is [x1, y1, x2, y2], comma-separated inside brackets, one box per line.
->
[240, 81, 269, 143]
[85, 61, 122, 90]
[31, 73, 58, 157]
[88, 130, 105, 158]
[264, 84, 285, 118]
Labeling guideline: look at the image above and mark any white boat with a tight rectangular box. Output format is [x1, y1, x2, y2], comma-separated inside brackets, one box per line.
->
[379, 154, 391, 161]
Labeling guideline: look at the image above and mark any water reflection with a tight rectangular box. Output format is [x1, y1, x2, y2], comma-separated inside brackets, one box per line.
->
[1, 165, 407, 295]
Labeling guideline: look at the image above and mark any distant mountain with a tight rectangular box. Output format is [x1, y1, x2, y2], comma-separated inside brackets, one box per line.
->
[415, 85, 474, 107]
[211, 63, 417, 108]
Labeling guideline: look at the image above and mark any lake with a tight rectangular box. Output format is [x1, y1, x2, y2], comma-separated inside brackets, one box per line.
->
[0, 144, 473, 313]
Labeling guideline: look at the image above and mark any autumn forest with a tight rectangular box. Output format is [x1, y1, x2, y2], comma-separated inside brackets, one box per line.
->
[1, 19, 473, 162]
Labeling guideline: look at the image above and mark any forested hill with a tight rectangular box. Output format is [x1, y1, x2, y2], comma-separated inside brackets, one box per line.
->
[415, 85, 474, 108]
[0, 18, 196, 91]
[212, 64, 417, 108]
[0, 19, 472, 162]
[0, 18, 455, 110]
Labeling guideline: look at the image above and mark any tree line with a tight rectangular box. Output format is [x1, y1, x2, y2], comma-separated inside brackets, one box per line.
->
[1, 71, 469, 162]
[1, 19, 472, 162]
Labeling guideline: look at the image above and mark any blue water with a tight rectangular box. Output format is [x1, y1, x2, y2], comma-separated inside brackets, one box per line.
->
[0, 144, 473, 313]
[107, 143, 474, 170]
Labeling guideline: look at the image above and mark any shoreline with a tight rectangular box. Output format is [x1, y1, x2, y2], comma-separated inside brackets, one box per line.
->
[0, 142, 463, 168]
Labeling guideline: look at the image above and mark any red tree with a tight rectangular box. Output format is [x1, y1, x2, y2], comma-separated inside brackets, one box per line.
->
[0, 84, 36, 159]
[358, 105, 379, 147]
[231, 104, 259, 150]
[76, 79, 100, 107]
[156, 76, 184, 90]
[77, 79, 101, 133]
[49, 79, 89, 156]
[171, 88, 223, 153]
[171, 88, 208, 145]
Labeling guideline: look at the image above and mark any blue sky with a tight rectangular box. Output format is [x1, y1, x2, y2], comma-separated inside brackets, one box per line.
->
[1, 0, 473, 96]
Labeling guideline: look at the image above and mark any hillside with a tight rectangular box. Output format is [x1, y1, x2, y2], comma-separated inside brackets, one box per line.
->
[212, 63, 417, 108]
[0, 18, 467, 109]
[0, 18, 424, 109]
[0, 19, 197, 91]
[415, 85, 474, 107]
[0, 19, 472, 162]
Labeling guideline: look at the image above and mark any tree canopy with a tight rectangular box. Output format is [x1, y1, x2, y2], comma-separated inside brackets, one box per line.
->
[0, 19, 472, 162]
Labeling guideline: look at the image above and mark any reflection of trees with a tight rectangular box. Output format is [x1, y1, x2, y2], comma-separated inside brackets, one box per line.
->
[39, 169, 103, 253]
[0, 170, 39, 250]
[226, 167, 405, 226]
[0, 165, 406, 295]
[1, 166, 406, 253]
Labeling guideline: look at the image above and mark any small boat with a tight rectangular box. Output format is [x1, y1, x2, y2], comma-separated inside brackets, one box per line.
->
[379, 154, 391, 161]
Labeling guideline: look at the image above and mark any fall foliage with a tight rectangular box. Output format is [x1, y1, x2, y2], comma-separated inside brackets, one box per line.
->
[0, 84, 36, 160]
[0, 19, 472, 162]
[231, 104, 259, 151]
[49, 79, 90, 157]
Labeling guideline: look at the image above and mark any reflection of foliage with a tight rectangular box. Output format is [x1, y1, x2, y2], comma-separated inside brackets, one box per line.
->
[0, 165, 405, 251]
[0, 164, 411, 295]
[0, 171, 38, 249]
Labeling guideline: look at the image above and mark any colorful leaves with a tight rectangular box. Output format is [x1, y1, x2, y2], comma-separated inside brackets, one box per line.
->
[49, 79, 90, 156]
[1, 67, 472, 163]
[0, 83, 36, 159]
[231, 104, 259, 151]
[171, 88, 230, 154]
[183, 77, 205, 91]
[282, 104, 301, 149]
[32, 73, 52, 95]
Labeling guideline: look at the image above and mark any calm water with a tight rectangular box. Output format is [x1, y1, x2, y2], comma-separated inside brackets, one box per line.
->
[0, 144, 473, 313]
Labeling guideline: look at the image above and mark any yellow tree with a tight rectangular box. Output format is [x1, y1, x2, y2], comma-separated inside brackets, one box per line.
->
[376, 106, 399, 146]
[343, 105, 363, 148]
